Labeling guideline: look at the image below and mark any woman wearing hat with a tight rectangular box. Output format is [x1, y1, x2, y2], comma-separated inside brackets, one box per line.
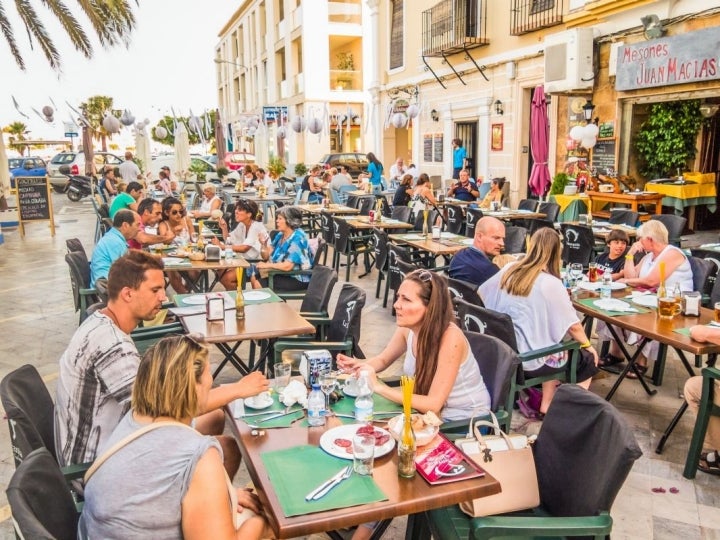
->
[250, 206, 312, 291]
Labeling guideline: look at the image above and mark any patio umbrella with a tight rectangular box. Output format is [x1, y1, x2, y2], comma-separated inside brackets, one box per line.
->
[174, 123, 190, 174]
[135, 125, 152, 175]
[214, 109, 226, 164]
[528, 85, 551, 197]
[82, 125, 95, 176]
[0, 134, 10, 210]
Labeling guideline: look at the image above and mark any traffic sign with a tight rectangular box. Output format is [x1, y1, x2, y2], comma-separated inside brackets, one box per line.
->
[65, 132, 78, 137]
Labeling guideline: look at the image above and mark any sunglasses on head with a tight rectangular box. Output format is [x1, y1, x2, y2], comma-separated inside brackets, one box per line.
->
[409, 269, 434, 283]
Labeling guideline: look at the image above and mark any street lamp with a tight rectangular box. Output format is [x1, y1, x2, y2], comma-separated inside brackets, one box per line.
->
[214, 58, 247, 70]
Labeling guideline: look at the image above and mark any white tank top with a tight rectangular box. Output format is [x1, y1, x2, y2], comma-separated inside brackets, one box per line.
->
[639, 244, 694, 291]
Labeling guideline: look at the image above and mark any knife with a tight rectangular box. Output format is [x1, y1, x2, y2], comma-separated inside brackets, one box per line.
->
[240, 410, 288, 418]
[255, 409, 303, 424]
[305, 465, 351, 501]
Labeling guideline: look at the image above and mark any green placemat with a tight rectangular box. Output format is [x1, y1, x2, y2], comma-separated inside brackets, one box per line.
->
[235, 396, 306, 428]
[173, 288, 282, 307]
[295, 392, 402, 428]
[261, 445, 387, 517]
[673, 323, 718, 336]
[577, 297, 651, 317]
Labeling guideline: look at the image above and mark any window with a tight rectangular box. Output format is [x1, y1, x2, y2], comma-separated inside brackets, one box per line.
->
[530, 0, 554, 14]
[389, 0, 403, 70]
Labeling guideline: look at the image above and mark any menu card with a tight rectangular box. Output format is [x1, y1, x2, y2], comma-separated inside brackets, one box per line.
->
[415, 433, 485, 485]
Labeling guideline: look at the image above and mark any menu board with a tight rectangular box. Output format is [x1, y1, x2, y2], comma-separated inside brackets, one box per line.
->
[16, 176, 55, 237]
[423, 135, 433, 162]
[433, 134, 443, 162]
[591, 139, 617, 175]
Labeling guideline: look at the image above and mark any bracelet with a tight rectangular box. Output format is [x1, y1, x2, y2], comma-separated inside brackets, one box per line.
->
[579, 341, 592, 349]
[625, 254, 634, 260]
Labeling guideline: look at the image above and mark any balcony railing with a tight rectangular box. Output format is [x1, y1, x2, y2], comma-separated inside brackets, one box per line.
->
[329, 69, 362, 91]
[510, 0, 563, 35]
[422, 0, 488, 57]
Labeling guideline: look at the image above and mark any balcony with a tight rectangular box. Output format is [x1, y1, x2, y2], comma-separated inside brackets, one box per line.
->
[329, 69, 362, 91]
[422, 0, 488, 57]
[510, 0, 563, 35]
[328, 0, 362, 24]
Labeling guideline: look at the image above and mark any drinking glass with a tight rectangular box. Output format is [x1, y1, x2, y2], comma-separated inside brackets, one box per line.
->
[569, 263, 583, 283]
[273, 362, 292, 394]
[190, 232, 199, 245]
[352, 434, 375, 475]
[319, 371, 337, 411]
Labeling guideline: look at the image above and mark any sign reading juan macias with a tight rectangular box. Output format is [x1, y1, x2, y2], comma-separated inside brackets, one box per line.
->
[615, 26, 720, 91]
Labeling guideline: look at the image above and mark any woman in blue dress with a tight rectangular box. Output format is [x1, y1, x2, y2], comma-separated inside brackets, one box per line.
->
[363, 152, 384, 194]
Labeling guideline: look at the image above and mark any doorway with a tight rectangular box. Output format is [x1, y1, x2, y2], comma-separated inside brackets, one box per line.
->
[455, 122, 477, 178]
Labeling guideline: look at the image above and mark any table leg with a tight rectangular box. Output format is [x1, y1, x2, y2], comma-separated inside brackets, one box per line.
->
[212, 342, 249, 378]
[655, 401, 688, 454]
[604, 327, 657, 400]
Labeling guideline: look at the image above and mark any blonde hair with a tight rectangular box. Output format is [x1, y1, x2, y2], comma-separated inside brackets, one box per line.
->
[132, 335, 208, 420]
[637, 219, 668, 244]
[500, 228, 561, 297]
[202, 183, 217, 194]
[492, 254, 516, 269]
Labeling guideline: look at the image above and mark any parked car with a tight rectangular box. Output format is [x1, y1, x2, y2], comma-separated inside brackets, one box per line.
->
[47, 151, 123, 193]
[203, 155, 218, 166]
[8, 156, 47, 189]
[318, 152, 368, 178]
[223, 151, 256, 171]
[149, 155, 239, 185]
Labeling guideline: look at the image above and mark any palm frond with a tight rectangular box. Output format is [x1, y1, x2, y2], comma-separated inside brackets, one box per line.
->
[14, 0, 61, 69]
[39, 0, 93, 58]
[0, 4, 25, 69]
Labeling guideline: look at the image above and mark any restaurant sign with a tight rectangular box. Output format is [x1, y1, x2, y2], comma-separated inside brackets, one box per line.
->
[615, 26, 720, 91]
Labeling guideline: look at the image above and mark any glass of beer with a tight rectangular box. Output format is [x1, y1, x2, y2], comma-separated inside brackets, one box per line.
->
[657, 297, 678, 320]
[714, 302, 720, 323]
[588, 262, 598, 283]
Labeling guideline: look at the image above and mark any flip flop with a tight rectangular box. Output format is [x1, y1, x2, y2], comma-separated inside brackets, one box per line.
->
[626, 364, 648, 379]
[598, 354, 624, 368]
[699, 451, 720, 476]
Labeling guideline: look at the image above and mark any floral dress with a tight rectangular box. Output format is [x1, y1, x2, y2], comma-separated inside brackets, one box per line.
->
[270, 229, 312, 283]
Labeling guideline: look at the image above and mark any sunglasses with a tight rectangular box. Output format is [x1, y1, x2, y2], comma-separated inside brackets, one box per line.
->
[409, 269, 434, 283]
[170, 209, 185, 215]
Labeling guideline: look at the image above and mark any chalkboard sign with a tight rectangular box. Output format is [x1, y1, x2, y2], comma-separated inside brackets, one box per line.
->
[591, 139, 617, 175]
[423, 135, 433, 162]
[16, 176, 55, 237]
[433, 134, 443, 162]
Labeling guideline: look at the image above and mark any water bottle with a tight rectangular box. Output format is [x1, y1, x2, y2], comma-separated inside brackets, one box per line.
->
[307, 384, 326, 426]
[354, 371, 374, 422]
[224, 244, 233, 260]
[600, 274, 612, 299]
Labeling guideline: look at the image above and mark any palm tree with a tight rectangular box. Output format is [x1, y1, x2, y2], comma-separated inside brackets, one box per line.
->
[2, 122, 29, 156]
[81, 96, 118, 152]
[0, 0, 138, 70]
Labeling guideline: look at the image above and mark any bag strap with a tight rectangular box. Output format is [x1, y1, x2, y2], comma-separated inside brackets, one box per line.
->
[84, 420, 194, 483]
[473, 419, 515, 451]
[466, 410, 501, 439]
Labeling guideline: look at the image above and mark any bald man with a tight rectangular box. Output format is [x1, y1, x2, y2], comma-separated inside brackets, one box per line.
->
[118, 151, 142, 182]
[449, 216, 506, 286]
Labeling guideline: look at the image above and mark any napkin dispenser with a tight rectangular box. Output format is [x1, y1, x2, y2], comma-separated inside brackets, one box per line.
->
[683, 291, 701, 317]
[205, 245, 221, 261]
[300, 350, 332, 387]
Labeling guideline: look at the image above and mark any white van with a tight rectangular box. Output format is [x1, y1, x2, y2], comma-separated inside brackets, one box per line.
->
[149, 155, 239, 183]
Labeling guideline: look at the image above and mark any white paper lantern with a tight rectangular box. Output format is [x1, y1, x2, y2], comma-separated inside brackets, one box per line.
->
[189, 116, 203, 132]
[120, 109, 135, 126]
[46, 114, 54, 123]
[102, 115, 121, 133]
[277, 126, 287, 139]
[154, 126, 168, 139]
[247, 117, 260, 129]
[406, 104, 420, 119]
[291, 116, 306, 133]
[569, 125, 584, 142]
[391, 112, 408, 129]
[247, 127, 257, 137]
[584, 123, 599, 138]
[307, 117, 323, 134]
[42, 105, 54, 117]
[581, 137, 597, 149]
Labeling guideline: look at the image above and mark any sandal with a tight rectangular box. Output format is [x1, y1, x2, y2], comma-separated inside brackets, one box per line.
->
[699, 451, 720, 476]
[598, 354, 624, 368]
[626, 364, 648, 379]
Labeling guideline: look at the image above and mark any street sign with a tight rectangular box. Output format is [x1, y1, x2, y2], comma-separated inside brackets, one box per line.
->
[65, 132, 78, 137]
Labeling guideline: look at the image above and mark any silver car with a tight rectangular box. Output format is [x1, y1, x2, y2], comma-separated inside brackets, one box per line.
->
[47, 151, 123, 192]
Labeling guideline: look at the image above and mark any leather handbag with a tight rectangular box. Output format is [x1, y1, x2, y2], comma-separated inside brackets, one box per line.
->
[457, 414, 540, 517]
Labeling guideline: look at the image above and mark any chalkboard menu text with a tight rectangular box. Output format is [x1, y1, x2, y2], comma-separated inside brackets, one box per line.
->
[16, 176, 55, 237]
[433, 134, 443, 162]
[591, 139, 617, 175]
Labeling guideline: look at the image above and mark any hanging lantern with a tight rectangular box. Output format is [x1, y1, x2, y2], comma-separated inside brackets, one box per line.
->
[307, 117, 323, 134]
[291, 116, 306, 133]
[42, 105, 54, 118]
[277, 126, 287, 139]
[581, 136, 597, 149]
[247, 126, 257, 137]
[120, 110, 134, 126]
[569, 125, 584, 142]
[102, 115, 121, 133]
[391, 112, 408, 129]
[406, 104, 420, 119]
[155, 126, 168, 139]
[188, 116, 203, 133]
[584, 123, 599, 138]
[46, 114, 54, 122]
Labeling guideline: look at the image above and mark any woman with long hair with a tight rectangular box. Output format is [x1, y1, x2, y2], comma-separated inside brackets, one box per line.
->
[81, 335, 268, 539]
[158, 196, 197, 293]
[338, 269, 490, 420]
[360, 152, 384, 194]
[479, 228, 598, 413]
[392, 174, 414, 207]
[478, 177, 506, 209]
[410, 173, 438, 216]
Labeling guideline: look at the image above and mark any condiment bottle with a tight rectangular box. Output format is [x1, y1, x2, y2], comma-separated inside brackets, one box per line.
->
[398, 414, 416, 478]
[235, 268, 245, 320]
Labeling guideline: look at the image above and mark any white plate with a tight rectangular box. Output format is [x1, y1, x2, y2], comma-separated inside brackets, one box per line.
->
[162, 257, 185, 265]
[709, 320, 720, 327]
[593, 298, 636, 312]
[342, 384, 359, 397]
[244, 394, 274, 409]
[183, 294, 210, 305]
[319, 424, 395, 460]
[632, 295, 658, 308]
[577, 281, 627, 292]
[243, 291, 271, 301]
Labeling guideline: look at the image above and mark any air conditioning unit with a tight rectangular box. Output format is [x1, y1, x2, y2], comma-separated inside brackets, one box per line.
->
[544, 28, 595, 93]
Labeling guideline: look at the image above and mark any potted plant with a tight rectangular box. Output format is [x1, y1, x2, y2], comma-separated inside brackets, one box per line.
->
[336, 52, 355, 89]
[294, 162, 308, 181]
[549, 172, 571, 195]
[268, 156, 286, 179]
[216, 165, 230, 182]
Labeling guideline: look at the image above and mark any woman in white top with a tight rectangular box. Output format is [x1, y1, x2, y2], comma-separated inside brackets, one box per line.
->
[215, 199, 269, 290]
[338, 269, 490, 422]
[612, 219, 694, 376]
[479, 228, 599, 414]
[191, 183, 223, 218]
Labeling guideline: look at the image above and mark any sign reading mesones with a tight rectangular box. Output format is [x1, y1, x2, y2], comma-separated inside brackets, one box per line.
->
[615, 26, 720, 91]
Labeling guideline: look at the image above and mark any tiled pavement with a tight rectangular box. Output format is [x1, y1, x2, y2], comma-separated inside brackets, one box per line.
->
[1, 193, 720, 539]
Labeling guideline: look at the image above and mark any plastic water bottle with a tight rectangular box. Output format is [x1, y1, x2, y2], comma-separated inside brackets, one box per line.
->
[225, 246, 233, 260]
[307, 384, 326, 426]
[354, 371, 374, 422]
[600, 274, 612, 299]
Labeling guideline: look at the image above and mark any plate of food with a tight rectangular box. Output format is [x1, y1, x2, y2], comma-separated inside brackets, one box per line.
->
[342, 378, 359, 397]
[167, 248, 191, 257]
[577, 281, 627, 291]
[387, 412, 442, 447]
[632, 295, 658, 308]
[244, 392, 274, 410]
[162, 257, 186, 265]
[319, 424, 395, 459]
[182, 294, 210, 305]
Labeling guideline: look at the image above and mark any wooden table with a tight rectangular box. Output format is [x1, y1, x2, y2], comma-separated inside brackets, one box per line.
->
[227, 419, 500, 539]
[482, 209, 546, 221]
[645, 180, 717, 229]
[296, 204, 360, 215]
[586, 191, 664, 221]
[178, 299, 315, 377]
[565, 221, 638, 240]
[339, 216, 413, 231]
[163, 255, 249, 293]
[389, 233, 468, 267]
